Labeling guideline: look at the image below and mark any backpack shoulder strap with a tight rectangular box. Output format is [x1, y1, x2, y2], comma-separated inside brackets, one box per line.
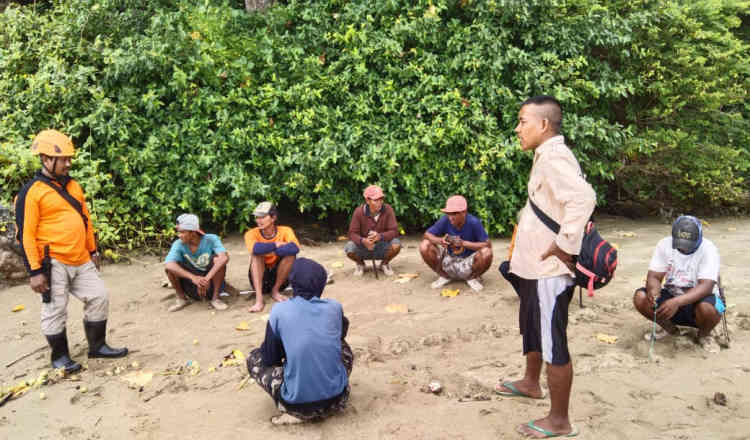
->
[36, 176, 88, 230]
[528, 198, 560, 234]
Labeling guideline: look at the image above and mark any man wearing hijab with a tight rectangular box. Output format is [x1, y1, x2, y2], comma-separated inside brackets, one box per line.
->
[246, 258, 353, 424]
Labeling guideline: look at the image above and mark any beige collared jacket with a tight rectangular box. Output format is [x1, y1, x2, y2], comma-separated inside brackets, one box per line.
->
[510, 135, 596, 280]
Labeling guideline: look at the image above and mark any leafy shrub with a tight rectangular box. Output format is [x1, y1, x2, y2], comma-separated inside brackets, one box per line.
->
[0, 0, 748, 250]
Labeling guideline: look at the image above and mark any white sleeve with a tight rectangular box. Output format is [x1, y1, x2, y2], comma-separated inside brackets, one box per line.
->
[696, 241, 720, 282]
[648, 238, 671, 273]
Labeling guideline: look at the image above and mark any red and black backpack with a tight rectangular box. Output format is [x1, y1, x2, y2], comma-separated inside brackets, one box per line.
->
[529, 199, 617, 298]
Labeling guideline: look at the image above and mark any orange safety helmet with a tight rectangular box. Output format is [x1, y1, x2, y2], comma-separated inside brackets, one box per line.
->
[31, 130, 75, 157]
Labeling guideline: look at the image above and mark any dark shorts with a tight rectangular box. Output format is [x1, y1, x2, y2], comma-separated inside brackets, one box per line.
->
[655, 289, 724, 328]
[499, 261, 521, 297]
[517, 275, 575, 365]
[177, 262, 224, 301]
[344, 238, 400, 260]
[248, 263, 290, 294]
[246, 340, 354, 420]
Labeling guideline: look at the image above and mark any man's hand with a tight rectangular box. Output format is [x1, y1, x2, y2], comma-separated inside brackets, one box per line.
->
[275, 241, 288, 248]
[363, 237, 376, 251]
[540, 241, 575, 272]
[440, 235, 450, 247]
[367, 231, 380, 242]
[656, 297, 681, 321]
[30, 273, 49, 294]
[645, 289, 657, 308]
[194, 276, 210, 298]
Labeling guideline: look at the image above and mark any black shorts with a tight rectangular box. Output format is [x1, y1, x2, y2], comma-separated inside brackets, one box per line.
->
[178, 261, 224, 301]
[248, 263, 290, 294]
[655, 289, 724, 328]
[517, 275, 575, 365]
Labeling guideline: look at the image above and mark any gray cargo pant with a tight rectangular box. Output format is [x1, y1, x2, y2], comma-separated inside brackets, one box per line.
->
[41, 259, 108, 335]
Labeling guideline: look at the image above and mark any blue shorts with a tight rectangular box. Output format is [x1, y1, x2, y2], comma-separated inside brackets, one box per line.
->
[656, 289, 725, 328]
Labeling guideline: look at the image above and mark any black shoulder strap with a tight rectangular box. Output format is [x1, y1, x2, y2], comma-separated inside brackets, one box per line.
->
[528, 198, 560, 234]
[36, 176, 88, 230]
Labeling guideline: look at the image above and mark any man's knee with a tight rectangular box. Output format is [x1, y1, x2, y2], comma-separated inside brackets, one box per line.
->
[344, 241, 358, 255]
[390, 243, 401, 254]
[695, 301, 721, 324]
[84, 294, 109, 321]
[476, 247, 493, 264]
[419, 239, 434, 258]
[633, 288, 649, 310]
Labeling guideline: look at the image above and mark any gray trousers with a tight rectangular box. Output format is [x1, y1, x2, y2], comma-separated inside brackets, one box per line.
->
[41, 259, 109, 335]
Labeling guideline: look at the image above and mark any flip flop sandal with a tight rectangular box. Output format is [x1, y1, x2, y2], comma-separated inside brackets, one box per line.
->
[521, 421, 579, 438]
[494, 381, 545, 399]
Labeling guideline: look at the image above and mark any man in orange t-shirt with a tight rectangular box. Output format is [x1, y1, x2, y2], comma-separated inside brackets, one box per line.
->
[244, 202, 300, 313]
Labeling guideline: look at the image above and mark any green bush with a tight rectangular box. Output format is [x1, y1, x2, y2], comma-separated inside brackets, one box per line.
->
[1, 0, 748, 250]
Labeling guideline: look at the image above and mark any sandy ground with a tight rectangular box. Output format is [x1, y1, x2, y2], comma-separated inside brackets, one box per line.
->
[1, 216, 750, 440]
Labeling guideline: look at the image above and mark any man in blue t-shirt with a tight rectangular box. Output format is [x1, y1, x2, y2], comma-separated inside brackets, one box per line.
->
[246, 257, 353, 425]
[419, 195, 493, 291]
[164, 213, 230, 312]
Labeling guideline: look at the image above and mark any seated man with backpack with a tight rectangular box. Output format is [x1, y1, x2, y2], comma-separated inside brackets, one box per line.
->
[633, 215, 724, 353]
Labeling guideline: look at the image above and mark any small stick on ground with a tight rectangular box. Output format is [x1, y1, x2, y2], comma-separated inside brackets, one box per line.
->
[5, 345, 47, 368]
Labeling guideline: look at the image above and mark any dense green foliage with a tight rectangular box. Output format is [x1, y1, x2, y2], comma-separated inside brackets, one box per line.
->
[1, 0, 748, 249]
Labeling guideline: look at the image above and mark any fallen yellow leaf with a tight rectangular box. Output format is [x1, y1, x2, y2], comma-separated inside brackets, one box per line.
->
[337, 236, 348, 242]
[596, 333, 618, 344]
[12, 305, 25, 312]
[441, 289, 459, 298]
[611, 243, 619, 250]
[397, 273, 419, 279]
[331, 261, 344, 268]
[235, 322, 249, 331]
[728, 227, 737, 231]
[385, 304, 408, 313]
[394, 278, 411, 284]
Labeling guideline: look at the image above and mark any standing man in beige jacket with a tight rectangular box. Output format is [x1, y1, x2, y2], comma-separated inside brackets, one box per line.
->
[496, 96, 595, 438]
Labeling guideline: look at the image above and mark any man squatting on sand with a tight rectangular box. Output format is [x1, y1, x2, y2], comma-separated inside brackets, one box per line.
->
[420, 195, 493, 292]
[244, 201, 300, 313]
[633, 215, 725, 353]
[164, 213, 230, 312]
[345, 184, 401, 276]
[246, 258, 353, 425]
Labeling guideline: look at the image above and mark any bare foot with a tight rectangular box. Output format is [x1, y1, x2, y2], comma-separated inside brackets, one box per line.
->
[495, 379, 545, 399]
[271, 291, 288, 303]
[516, 417, 575, 438]
[248, 301, 265, 313]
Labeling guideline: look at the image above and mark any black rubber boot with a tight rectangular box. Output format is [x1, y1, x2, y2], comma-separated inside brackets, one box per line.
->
[83, 320, 128, 358]
[45, 330, 82, 374]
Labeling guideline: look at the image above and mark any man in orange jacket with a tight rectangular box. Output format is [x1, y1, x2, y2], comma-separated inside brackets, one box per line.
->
[15, 130, 128, 374]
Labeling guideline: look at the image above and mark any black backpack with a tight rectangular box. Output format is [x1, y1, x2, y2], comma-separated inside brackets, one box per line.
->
[529, 199, 617, 298]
